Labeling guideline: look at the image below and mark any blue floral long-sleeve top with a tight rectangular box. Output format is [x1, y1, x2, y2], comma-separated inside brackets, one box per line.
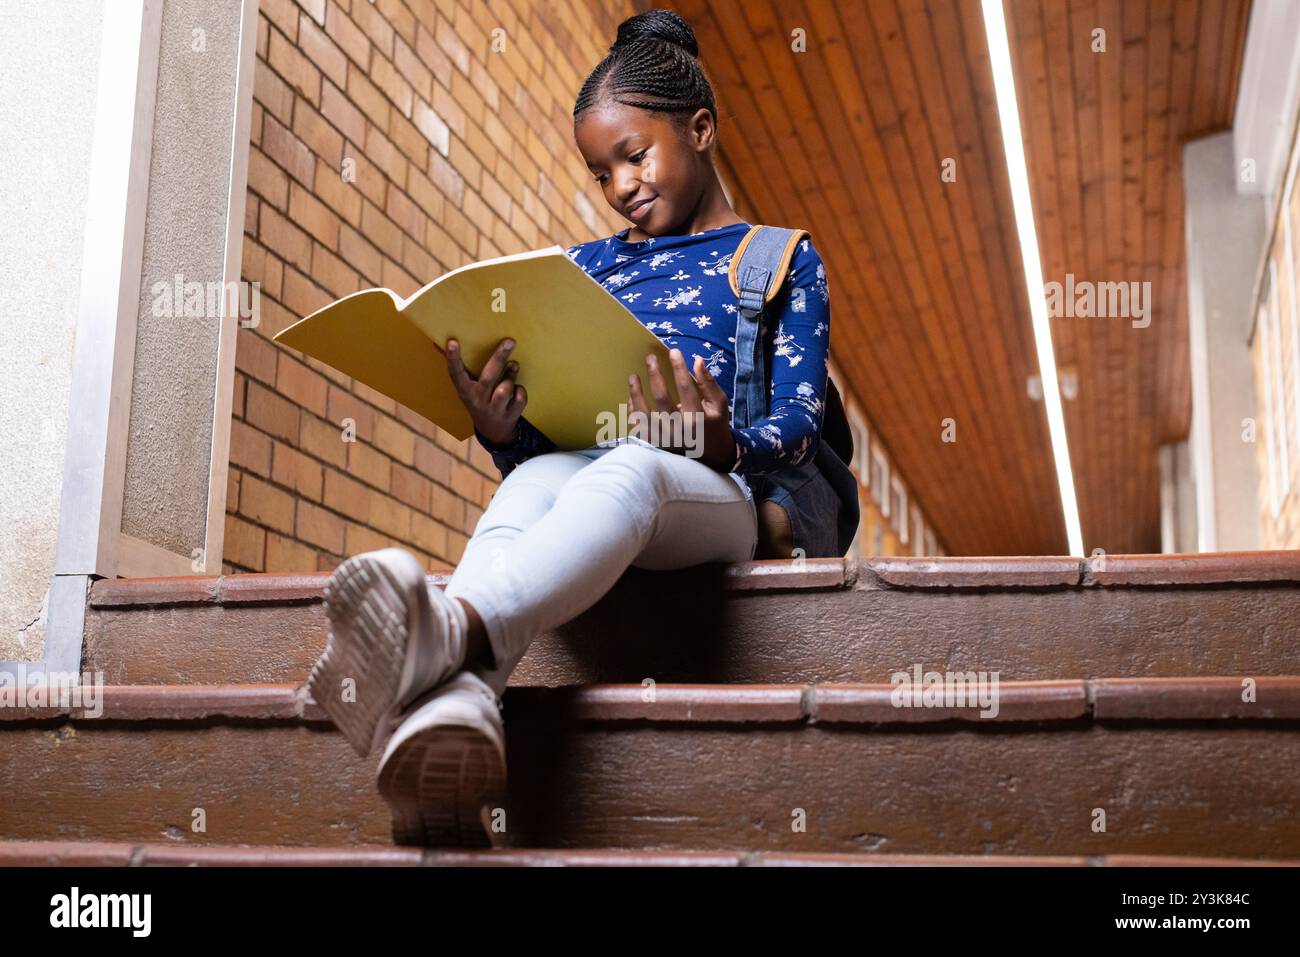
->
[473, 221, 832, 480]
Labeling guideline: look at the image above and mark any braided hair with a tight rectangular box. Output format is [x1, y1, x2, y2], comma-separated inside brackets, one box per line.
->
[573, 9, 717, 133]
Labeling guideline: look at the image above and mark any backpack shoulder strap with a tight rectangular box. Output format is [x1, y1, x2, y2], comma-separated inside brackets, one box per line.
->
[728, 225, 810, 316]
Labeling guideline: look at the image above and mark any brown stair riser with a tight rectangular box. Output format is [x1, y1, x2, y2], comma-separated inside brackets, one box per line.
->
[5, 715, 1298, 856]
[83, 578, 1300, 686]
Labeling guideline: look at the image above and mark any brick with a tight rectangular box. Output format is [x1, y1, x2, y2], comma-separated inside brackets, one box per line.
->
[257, 11, 269, 58]
[410, 511, 448, 558]
[311, 242, 362, 298]
[239, 474, 296, 533]
[449, 459, 482, 502]
[246, 381, 301, 445]
[326, 384, 376, 440]
[340, 146, 387, 208]
[445, 530, 467, 564]
[227, 466, 241, 513]
[347, 61, 390, 133]
[432, 80, 467, 140]
[281, 266, 331, 318]
[224, 514, 266, 571]
[297, 499, 345, 552]
[275, 352, 328, 416]
[380, 256, 419, 298]
[325, 0, 370, 67]
[299, 413, 349, 467]
[272, 440, 325, 500]
[258, 204, 312, 273]
[313, 157, 363, 227]
[352, 379, 397, 415]
[413, 436, 452, 483]
[363, 122, 408, 186]
[413, 99, 450, 156]
[288, 180, 341, 247]
[414, 22, 454, 88]
[323, 468, 371, 522]
[375, 0, 415, 45]
[262, 115, 316, 188]
[269, 26, 321, 106]
[390, 462, 432, 510]
[434, 12, 470, 76]
[369, 494, 412, 540]
[254, 58, 295, 126]
[430, 482, 464, 528]
[266, 532, 318, 571]
[389, 106, 429, 166]
[385, 186, 425, 243]
[232, 373, 247, 418]
[234, 327, 278, 385]
[320, 78, 366, 145]
[292, 97, 345, 167]
[228, 419, 273, 476]
[256, 296, 299, 339]
[348, 440, 391, 490]
[352, 0, 395, 58]
[260, 0, 299, 41]
[338, 223, 383, 285]
[298, 13, 347, 88]
[371, 54, 413, 118]
[372, 414, 416, 464]
[361, 199, 405, 260]
[345, 521, 391, 556]
[393, 34, 433, 102]
[242, 237, 283, 301]
[296, 0, 325, 26]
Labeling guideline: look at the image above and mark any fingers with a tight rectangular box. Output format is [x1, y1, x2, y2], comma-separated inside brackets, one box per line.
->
[477, 337, 517, 390]
[627, 372, 649, 440]
[668, 349, 702, 412]
[444, 338, 473, 394]
[692, 355, 730, 410]
[643, 353, 676, 413]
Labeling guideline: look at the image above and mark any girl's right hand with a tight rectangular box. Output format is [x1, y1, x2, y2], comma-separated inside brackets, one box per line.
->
[445, 337, 525, 445]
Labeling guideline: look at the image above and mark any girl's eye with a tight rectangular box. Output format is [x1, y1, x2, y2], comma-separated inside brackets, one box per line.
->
[629, 150, 647, 163]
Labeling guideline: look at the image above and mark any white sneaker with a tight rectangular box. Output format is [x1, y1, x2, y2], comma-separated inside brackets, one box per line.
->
[376, 669, 507, 847]
[308, 548, 469, 757]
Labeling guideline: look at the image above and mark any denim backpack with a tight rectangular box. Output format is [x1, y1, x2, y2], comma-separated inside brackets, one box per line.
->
[728, 225, 861, 558]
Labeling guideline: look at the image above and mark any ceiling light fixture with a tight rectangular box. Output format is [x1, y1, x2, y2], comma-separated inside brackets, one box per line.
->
[981, 0, 1086, 557]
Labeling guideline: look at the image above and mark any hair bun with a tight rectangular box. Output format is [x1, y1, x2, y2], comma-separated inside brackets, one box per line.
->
[610, 9, 699, 57]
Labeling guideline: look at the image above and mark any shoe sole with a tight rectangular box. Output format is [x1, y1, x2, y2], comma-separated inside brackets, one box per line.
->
[377, 722, 506, 847]
[308, 553, 420, 758]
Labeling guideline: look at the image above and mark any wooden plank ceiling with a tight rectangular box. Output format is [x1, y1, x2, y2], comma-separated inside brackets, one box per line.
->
[673, 0, 1250, 555]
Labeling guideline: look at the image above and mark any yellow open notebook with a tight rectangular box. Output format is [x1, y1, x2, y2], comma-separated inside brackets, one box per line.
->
[273, 245, 683, 450]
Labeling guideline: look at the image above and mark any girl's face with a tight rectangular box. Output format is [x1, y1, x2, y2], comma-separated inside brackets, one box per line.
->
[575, 101, 714, 236]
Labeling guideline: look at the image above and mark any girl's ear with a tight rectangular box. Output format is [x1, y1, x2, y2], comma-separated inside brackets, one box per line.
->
[688, 107, 716, 153]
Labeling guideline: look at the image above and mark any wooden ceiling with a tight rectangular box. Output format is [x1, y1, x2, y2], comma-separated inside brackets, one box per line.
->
[673, 0, 1251, 555]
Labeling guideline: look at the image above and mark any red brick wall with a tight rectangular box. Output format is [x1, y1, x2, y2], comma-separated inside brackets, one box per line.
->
[226, 0, 643, 573]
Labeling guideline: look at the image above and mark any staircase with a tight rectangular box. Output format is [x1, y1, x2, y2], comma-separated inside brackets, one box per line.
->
[3, 552, 1299, 865]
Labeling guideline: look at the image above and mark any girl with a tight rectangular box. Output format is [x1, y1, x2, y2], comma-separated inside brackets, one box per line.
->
[307, 8, 838, 847]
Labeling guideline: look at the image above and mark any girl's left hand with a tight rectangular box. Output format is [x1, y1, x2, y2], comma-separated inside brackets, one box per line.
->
[627, 349, 738, 472]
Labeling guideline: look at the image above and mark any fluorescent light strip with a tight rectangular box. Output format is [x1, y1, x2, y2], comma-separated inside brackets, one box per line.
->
[981, 0, 1086, 557]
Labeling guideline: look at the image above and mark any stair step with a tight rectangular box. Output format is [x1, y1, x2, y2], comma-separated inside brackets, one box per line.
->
[4, 679, 1298, 856]
[81, 553, 1300, 687]
[1, 840, 1293, 867]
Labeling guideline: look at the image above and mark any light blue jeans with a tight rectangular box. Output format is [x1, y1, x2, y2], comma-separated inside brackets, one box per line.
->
[442, 437, 758, 695]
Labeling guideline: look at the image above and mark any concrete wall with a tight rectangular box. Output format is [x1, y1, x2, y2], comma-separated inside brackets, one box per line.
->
[0, 1, 106, 660]
[120, 0, 244, 556]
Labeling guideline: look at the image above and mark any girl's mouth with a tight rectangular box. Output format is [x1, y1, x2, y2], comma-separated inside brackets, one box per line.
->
[628, 197, 656, 221]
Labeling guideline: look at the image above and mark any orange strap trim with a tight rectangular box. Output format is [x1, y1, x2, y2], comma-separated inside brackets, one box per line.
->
[727, 225, 812, 303]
